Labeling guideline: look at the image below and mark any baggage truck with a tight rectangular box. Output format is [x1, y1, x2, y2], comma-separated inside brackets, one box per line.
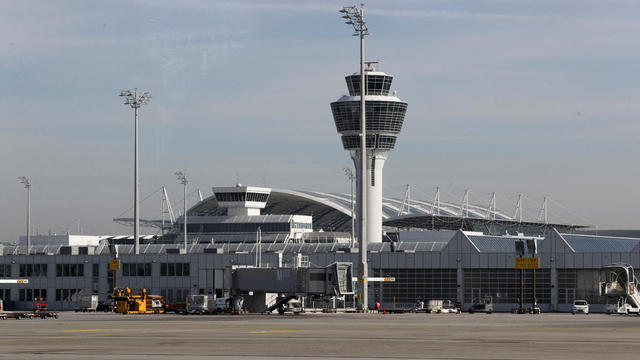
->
[187, 295, 208, 314]
[76, 295, 99, 312]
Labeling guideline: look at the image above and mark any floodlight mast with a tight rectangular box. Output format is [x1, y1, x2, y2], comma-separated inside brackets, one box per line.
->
[340, 3, 369, 311]
[17, 176, 31, 253]
[175, 170, 188, 253]
[119, 88, 151, 255]
[343, 167, 355, 248]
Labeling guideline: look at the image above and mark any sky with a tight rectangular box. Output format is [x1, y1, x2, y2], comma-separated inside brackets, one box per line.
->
[1, 0, 639, 241]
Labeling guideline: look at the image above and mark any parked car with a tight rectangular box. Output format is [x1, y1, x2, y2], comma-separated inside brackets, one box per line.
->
[572, 300, 589, 315]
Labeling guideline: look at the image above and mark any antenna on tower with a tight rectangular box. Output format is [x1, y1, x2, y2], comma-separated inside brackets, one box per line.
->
[364, 60, 379, 71]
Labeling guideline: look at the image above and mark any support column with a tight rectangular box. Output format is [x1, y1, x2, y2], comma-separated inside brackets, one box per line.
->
[550, 257, 558, 312]
[457, 257, 464, 304]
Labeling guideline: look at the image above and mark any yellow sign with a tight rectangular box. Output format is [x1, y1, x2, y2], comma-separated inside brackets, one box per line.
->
[515, 257, 539, 269]
[17, 279, 28, 284]
[109, 259, 120, 270]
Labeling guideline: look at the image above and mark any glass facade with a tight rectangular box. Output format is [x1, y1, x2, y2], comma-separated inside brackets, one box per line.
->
[557, 269, 604, 304]
[20, 288, 47, 301]
[0, 264, 11, 278]
[56, 264, 84, 277]
[331, 101, 407, 133]
[55, 288, 82, 301]
[373, 269, 457, 304]
[122, 263, 152, 277]
[19, 264, 47, 277]
[464, 269, 551, 304]
[216, 192, 269, 203]
[345, 74, 393, 96]
[291, 222, 312, 229]
[160, 263, 190, 277]
[187, 222, 291, 233]
[341, 134, 397, 150]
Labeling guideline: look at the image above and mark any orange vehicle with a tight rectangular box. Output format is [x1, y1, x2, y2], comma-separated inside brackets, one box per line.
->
[112, 287, 165, 314]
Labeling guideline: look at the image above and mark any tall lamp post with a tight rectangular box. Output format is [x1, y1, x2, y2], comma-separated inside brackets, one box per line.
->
[343, 167, 355, 248]
[17, 176, 31, 252]
[175, 170, 188, 253]
[340, 3, 369, 311]
[119, 88, 151, 255]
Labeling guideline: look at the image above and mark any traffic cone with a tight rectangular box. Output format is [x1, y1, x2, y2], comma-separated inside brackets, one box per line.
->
[383, 308, 387, 314]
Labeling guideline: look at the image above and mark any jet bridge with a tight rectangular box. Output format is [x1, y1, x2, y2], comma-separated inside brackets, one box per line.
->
[599, 263, 640, 312]
[232, 262, 353, 297]
[231, 262, 353, 313]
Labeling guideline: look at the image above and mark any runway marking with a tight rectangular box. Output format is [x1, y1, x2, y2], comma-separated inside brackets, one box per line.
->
[250, 330, 301, 334]
[62, 329, 118, 333]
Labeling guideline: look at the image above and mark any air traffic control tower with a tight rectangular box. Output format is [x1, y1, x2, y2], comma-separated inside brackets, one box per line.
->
[331, 65, 408, 243]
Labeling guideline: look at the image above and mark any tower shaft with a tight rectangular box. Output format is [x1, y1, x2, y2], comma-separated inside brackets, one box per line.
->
[352, 151, 387, 244]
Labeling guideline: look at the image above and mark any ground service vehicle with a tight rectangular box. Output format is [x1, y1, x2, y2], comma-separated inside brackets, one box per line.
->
[425, 300, 443, 313]
[441, 300, 460, 314]
[214, 297, 233, 313]
[277, 298, 302, 315]
[187, 295, 209, 314]
[572, 300, 589, 315]
[1, 298, 58, 320]
[112, 287, 165, 314]
[469, 296, 493, 314]
[600, 264, 640, 315]
[75, 295, 99, 312]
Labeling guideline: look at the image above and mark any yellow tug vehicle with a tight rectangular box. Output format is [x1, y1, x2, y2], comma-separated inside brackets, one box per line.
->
[113, 287, 165, 314]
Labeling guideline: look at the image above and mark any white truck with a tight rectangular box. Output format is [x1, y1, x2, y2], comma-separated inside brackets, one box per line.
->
[185, 295, 237, 314]
[75, 295, 99, 312]
[425, 300, 444, 313]
[187, 295, 209, 314]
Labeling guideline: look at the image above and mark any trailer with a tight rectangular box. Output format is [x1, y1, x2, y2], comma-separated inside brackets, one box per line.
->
[1, 298, 58, 320]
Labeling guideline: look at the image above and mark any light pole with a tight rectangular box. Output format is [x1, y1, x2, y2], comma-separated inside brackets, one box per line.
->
[343, 167, 355, 248]
[119, 88, 151, 255]
[340, 3, 369, 311]
[175, 170, 188, 253]
[17, 176, 31, 252]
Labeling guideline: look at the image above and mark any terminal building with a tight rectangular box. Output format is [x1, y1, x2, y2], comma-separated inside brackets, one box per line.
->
[2, 183, 639, 313]
[2, 66, 638, 313]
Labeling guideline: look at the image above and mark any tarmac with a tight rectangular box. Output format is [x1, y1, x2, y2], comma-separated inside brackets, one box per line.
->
[1, 312, 639, 359]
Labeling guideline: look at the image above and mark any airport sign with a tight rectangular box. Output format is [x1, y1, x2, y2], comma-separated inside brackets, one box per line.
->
[109, 259, 121, 270]
[514, 257, 539, 269]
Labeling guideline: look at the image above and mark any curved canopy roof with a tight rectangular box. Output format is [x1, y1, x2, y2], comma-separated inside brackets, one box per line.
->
[186, 188, 546, 233]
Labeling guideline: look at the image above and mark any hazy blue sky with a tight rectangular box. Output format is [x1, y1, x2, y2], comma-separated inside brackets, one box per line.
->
[2, 0, 639, 241]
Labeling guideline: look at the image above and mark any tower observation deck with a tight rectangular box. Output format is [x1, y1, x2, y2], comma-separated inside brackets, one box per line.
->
[331, 65, 408, 243]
